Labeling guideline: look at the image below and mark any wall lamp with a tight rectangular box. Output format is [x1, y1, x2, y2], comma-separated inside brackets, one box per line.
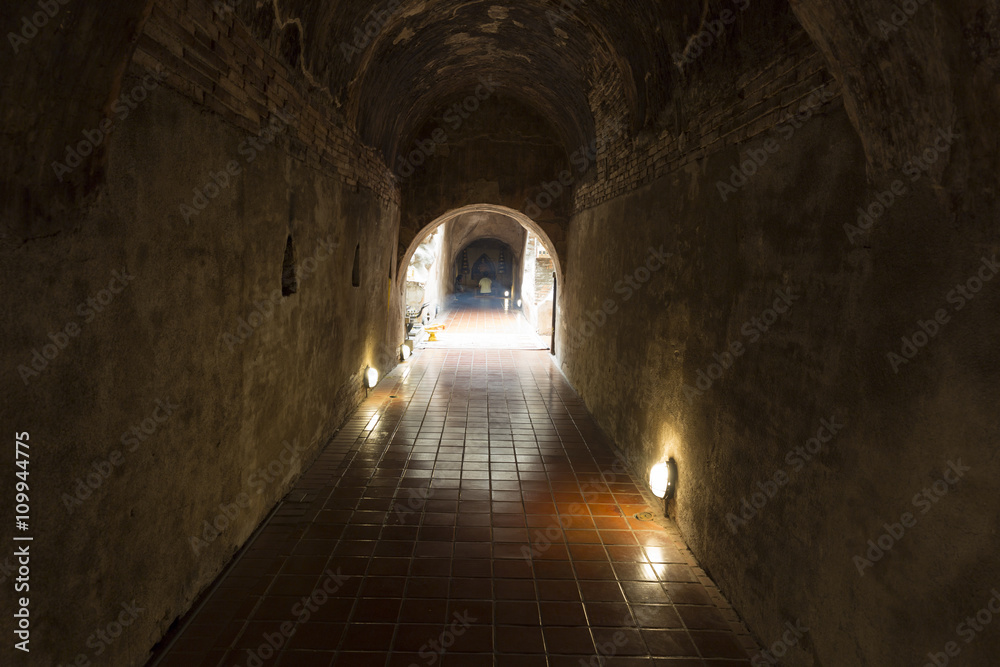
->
[650, 458, 677, 503]
[400, 343, 411, 361]
[365, 366, 379, 389]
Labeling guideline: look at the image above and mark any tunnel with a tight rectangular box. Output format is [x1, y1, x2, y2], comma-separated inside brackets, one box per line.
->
[1, 1, 999, 666]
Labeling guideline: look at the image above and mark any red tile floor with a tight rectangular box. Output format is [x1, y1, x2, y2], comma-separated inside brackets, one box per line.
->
[150, 345, 758, 666]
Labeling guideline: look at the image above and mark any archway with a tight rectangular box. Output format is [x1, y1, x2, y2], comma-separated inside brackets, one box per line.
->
[395, 204, 563, 350]
[396, 204, 563, 289]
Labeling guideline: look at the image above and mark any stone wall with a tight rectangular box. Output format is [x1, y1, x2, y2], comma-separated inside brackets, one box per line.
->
[136, 0, 398, 204]
[521, 234, 555, 336]
[573, 30, 834, 213]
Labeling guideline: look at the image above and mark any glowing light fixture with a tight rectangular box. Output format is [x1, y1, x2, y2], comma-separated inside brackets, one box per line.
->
[504, 290, 510, 297]
[517, 299, 522, 308]
[650, 458, 677, 499]
[365, 366, 379, 388]
[400, 344, 411, 361]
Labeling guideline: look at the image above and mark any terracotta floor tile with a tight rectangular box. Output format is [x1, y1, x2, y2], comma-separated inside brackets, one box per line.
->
[448, 600, 493, 625]
[285, 622, 345, 651]
[642, 629, 700, 657]
[621, 582, 670, 604]
[398, 599, 448, 623]
[350, 597, 401, 623]
[496, 625, 546, 653]
[392, 623, 445, 651]
[665, 582, 714, 606]
[631, 605, 684, 630]
[334, 651, 389, 666]
[495, 600, 540, 625]
[676, 604, 731, 631]
[539, 601, 588, 626]
[593, 627, 647, 655]
[585, 601, 635, 627]
[543, 626, 596, 654]
[494, 578, 537, 600]
[338, 623, 395, 650]
[537, 579, 582, 601]
[275, 650, 335, 666]
[690, 630, 750, 659]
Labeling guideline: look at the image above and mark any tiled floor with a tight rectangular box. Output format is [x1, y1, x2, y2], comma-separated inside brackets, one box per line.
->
[419, 294, 548, 350]
[150, 344, 756, 667]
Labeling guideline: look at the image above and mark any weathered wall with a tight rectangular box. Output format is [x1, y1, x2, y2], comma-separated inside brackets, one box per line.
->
[521, 234, 555, 336]
[558, 4, 1000, 666]
[0, 1, 399, 665]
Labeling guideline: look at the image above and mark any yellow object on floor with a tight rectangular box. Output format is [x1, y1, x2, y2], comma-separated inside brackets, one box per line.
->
[425, 324, 445, 341]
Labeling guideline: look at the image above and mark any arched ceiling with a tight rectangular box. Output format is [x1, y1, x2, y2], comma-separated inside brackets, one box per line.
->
[271, 0, 703, 163]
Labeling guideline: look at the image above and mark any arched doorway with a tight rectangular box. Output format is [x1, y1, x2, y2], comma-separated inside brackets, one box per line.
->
[397, 204, 563, 287]
[395, 204, 563, 351]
